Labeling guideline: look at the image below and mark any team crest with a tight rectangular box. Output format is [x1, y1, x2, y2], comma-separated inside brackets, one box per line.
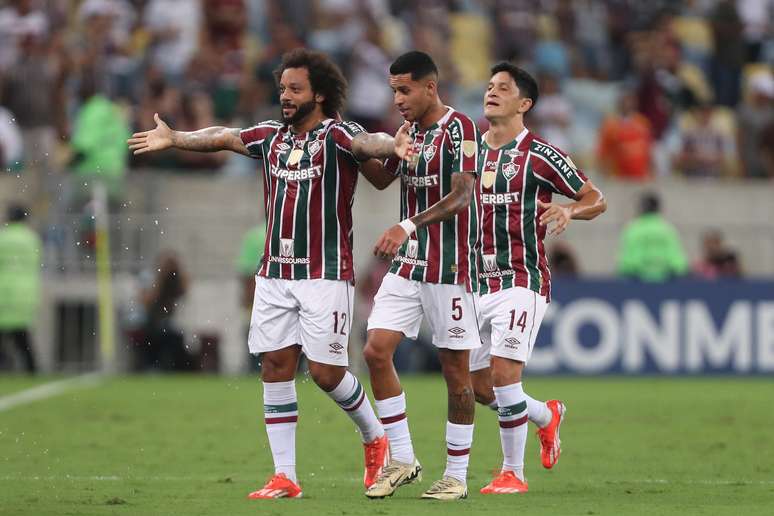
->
[308, 140, 322, 157]
[407, 239, 419, 259]
[280, 238, 294, 257]
[482, 254, 497, 272]
[502, 162, 520, 181]
[423, 144, 437, 163]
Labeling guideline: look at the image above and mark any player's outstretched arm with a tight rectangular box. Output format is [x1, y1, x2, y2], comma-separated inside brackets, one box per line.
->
[351, 121, 413, 161]
[127, 113, 249, 156]
[359, 159, 397, 190]
[538, 181, 607, 236]
[373, 171, 475, 258]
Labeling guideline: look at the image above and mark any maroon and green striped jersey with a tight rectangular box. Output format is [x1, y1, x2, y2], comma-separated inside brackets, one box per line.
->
[384, 107, 480, 289]
[240, 118, 364, 282]
[475, 128, 588, 299]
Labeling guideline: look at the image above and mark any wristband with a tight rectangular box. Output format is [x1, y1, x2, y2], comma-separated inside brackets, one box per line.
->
[398, 218, 416, 235]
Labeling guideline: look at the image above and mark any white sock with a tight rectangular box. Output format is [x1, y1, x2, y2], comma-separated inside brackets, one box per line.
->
[525, 393, 552, 428]
[487, 399, 498, 411]
[263, 380, 298, 483]
[326, 371, 384, 443]
[444, 421, 474, 483]
[374, 392, 415, 464]
[494, 382, 528, 480]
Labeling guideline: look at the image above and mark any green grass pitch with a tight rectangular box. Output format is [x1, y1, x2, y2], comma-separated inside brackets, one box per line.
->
[1, 375, 772, 515]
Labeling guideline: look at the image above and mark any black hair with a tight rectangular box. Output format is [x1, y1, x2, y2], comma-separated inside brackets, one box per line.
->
[7, 204, 28, 222]
[274, 48, 348, 119]
[389, 51, 438, 81]
[490, 62, 539, 111]
[640, 192, 661, 214]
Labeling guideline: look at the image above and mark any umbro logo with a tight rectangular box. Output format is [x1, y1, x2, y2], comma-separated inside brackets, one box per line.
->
[329, 343, 344, 354]
[504, 337, 520, 349]
[449, 327, 466, 339]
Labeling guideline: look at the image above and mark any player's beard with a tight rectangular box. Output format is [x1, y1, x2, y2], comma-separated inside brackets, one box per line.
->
[281, 100, 317, 125]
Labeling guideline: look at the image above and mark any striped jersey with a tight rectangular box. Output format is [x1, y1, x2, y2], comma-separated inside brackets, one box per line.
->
[475, 128, 588, 299]
[240, 118, 364, 281]
[385, 107, 479, 288]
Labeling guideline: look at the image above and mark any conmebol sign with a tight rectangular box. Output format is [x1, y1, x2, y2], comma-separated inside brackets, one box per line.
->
[529, 280, 774, 374]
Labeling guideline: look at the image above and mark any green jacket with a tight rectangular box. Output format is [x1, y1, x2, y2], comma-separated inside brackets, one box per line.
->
[236, 225, 266, 276]
[617, 214, 688, 282]
[0, 223, 41, 329]
[71, 95, 131, 198]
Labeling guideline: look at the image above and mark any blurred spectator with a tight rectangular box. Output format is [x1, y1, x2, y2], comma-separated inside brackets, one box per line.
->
[0, 12, 65, 178]
[0, 204, 40, 373]
[709, 0, 744, 107]
[144, 0, 202, 80]
[137, 251, 193, 371]
[548, 241, 579, 277]
[738, 71, 774, 178]
[597, 89, 653, 180]
[692, 229, 742, 279]
[532, 74, 572, 151]
[617, 192, 688, 282]
[0, 105, 23, 171]
[736, 0, 774, 62]
[69, 76, 131, 201]
[0, 0, 48, 72]
[673, 100, 737, 177]
[346, 17, 393, 132]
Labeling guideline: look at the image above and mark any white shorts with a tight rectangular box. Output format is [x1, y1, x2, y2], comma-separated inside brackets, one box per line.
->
[248, 276, 353, 366]
[367, 272, 480, 350]
[469, 286, 548, 371]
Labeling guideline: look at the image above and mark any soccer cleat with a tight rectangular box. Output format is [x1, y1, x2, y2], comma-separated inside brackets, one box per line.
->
[364, 458, 422, 498]
[421, 476, 468, 500]
[247, 473, 303, 499]
[363, 434, 390, 488]
[536, 399, 566, 469]
[480, 470, 529, 494]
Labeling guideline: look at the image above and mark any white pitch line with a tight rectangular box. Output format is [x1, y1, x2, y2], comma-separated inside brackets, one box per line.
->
[0, 372, 104, 413]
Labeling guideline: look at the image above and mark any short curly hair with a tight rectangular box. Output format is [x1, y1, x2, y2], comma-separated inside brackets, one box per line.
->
[274, 49, 348, 119]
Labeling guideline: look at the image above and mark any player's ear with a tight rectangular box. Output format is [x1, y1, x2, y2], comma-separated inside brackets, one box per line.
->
[425, 78, 437, 97]
[315, 92, 325, 104]
[519, 97, 533, 114]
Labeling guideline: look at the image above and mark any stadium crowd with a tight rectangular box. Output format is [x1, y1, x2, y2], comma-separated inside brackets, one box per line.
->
[1, 0, 772, 184]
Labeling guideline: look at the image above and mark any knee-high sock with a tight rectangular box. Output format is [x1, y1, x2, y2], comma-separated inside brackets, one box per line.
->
[374, 392, 415, 464]
[263, 380, 298, 482]
[326, 371, 384, 443]
[494, 382, 528, 480]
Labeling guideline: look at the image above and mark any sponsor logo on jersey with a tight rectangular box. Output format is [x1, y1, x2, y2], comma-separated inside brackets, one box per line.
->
[276, 142, 291, 152]
[482, 254, 498, 272]
[481, 192, 520, 205]
[308, 140, 322, 157]
[504, 337, 520, 349]
[329, 342, 344, 354]
[402, 174, 439, 188]
[268, 255, 311, 265]
[502, 162, 520, 180]
[395, 255, 429, 267]
[485, 160, 498, 172]
[532, 142, 578, 179]
[407, 239, 419, 259]
[280, 238, 294, 257]
[479, 268, 516, 279]
[423, 144, 437, 162]
[448, 327, 466, 339]
[270, 164, 322, 181]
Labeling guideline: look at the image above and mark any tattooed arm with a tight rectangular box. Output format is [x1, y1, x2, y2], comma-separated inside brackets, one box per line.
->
[128, 113, 249, 156]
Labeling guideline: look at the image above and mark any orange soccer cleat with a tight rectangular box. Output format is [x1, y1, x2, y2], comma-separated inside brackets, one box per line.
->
[247, 473, 303, 499]
[480, 470, 529, 494]
[363, 434, 390, 488]
[536, 399, 566, 469]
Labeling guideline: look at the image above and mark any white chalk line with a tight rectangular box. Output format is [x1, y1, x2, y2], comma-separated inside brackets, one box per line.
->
[0, 372, 104, 413]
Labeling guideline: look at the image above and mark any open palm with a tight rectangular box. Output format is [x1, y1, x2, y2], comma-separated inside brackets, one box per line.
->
[394, 121, 414, 162]
[128, 113, 174, 155]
